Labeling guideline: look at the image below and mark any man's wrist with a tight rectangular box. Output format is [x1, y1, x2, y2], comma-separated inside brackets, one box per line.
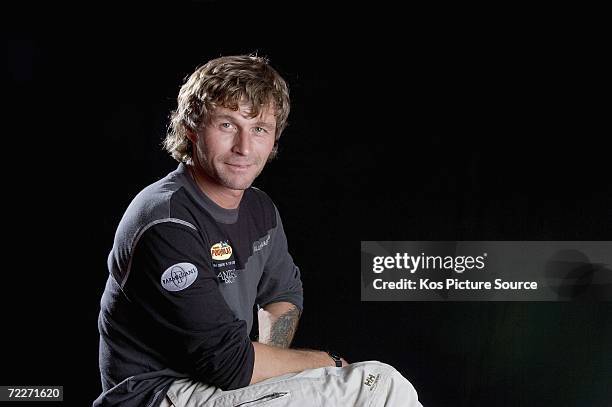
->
[326, 350, 343, 367]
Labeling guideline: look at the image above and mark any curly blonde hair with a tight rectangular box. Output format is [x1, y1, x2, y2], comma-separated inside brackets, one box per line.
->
[164, 54, 290, 163]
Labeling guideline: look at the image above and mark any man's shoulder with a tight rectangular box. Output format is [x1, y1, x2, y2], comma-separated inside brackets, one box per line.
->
[128, 178, 182, 221]
[117, 168, 197, 236]
[245, 186, 279, 215]
[247, 186, 274, 206]
[241, 187, 280, 232]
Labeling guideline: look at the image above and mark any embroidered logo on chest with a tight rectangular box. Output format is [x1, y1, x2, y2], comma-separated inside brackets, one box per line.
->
[211, 241, 233, 260]
[217, 269, 238, 284]
[253, 234, 271, 253]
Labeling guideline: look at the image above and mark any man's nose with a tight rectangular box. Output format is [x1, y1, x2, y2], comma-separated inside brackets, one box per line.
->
[231, 129, 251, 156]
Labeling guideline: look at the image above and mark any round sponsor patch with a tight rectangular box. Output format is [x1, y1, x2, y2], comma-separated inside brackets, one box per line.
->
[210, 241, 233, 260]
[161, 262, 198, 292]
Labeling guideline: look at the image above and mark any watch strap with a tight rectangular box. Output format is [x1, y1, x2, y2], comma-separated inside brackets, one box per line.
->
[327, 351, 343, 367]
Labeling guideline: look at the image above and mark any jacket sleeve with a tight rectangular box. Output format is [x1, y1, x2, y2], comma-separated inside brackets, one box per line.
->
[124, 221, 254, 390]
[256, 206, 304, 311]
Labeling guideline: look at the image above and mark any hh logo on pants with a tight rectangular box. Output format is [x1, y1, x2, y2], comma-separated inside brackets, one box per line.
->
[364, 373, 381, 391]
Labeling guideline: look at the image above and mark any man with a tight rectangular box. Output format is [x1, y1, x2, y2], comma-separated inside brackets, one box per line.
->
[95, 54, 422, 406]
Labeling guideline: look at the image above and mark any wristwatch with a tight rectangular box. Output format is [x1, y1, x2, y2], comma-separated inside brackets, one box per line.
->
[327, 351, 343, 367]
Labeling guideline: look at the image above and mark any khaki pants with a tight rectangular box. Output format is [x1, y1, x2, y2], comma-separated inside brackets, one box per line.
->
[159, 361, 422, 406]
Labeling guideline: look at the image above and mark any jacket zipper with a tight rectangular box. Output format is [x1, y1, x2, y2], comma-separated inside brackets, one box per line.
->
[233, 392, 289, 406]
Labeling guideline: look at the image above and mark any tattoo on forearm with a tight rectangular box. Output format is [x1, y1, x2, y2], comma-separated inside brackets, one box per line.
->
[268, 307, 301, 348]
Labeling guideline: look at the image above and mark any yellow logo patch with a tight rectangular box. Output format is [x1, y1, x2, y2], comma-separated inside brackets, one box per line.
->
[211, 242, 233, 261]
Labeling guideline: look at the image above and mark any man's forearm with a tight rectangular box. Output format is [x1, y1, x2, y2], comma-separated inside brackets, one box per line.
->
[258, 302, 301, 348]
[250, 342, 334, 384]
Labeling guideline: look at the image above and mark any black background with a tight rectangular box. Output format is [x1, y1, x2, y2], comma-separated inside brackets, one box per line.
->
[3, 2, 611, 406]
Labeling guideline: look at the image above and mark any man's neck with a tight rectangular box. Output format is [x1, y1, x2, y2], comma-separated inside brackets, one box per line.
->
[188, 164, 244, 209]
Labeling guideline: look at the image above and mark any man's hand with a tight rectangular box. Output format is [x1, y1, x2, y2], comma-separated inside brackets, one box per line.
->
[250, 343, 342, 384]
[251, 302, 350, 384]
[258, 302, 301, 348]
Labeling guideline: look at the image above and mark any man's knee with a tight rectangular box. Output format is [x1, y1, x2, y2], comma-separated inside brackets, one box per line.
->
[350, 360, 401, 376]
[350, 361, 421, 406]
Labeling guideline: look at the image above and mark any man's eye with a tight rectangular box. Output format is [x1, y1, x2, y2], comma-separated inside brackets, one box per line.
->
[221, 123, 232, 128]
[254, 127, 267, 133]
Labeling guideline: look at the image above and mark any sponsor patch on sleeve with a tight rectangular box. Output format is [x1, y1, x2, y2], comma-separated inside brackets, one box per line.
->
[160, 262, 198, 292]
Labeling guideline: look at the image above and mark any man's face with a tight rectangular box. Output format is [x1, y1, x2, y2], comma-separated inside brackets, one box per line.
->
[193, 102, 277, 191]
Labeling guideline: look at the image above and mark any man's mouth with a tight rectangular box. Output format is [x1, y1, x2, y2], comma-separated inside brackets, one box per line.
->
[226, 163, 253, 170]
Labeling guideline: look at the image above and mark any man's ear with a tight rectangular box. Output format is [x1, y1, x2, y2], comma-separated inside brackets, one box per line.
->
[186, 129, 198, 144]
